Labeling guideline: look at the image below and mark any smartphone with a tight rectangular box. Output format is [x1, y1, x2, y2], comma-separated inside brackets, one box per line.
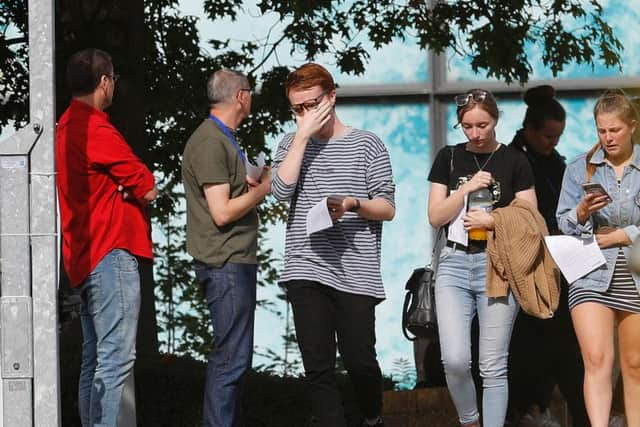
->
[582, 182, 612, 201]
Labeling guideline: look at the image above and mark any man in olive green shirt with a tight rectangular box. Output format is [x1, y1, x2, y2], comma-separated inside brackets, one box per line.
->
[182, 69, 270, 427]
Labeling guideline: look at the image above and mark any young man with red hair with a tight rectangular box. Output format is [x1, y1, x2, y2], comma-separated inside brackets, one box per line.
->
[272, 63, 395, 427]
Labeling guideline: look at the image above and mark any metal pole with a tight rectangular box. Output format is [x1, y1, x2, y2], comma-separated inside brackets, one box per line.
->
[0, 1, 56, 416]
[28, 0, 60, 425]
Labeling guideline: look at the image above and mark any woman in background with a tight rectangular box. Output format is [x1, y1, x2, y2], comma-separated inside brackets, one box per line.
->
[508, 85, 589, 427]
[427, 89, 536, 427]
[556, 89, 640, 427]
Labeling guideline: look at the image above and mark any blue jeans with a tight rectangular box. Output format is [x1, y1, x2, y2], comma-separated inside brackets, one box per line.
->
[435, 247, 519, 427]
[195, 262, 257, 427]
[78, 248, 141, 427]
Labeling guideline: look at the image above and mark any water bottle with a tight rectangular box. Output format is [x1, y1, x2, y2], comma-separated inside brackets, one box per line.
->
[467, 188, 493, 240]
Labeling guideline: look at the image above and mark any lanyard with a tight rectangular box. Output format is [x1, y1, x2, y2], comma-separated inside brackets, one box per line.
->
[208, 114, 246, 163]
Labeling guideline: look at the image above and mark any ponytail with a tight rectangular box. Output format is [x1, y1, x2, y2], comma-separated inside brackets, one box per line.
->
[585, 143, 600, 183]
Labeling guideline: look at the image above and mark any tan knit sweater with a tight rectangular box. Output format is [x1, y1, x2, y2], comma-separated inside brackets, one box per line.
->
[486, 198, 560, 319]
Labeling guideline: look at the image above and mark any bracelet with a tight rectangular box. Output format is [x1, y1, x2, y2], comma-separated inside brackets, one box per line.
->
[349, 198, 361, 212]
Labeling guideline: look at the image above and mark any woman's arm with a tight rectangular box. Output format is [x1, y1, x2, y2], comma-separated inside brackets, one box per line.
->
[595, 226, 632, 248]
[462, 187, 537, 232]
[428, 170, 493, 228]
[515, 188, 537, 208]
[557, 161, 596, 237]
[427, 183, 465, 228]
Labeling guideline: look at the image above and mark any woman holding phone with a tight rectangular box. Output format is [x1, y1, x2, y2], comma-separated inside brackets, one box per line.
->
[556, 89, 640, 427]
[427, 89, 536, 427]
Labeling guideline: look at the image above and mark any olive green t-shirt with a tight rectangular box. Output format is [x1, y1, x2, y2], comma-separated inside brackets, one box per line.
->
[182, 119, 258, 267]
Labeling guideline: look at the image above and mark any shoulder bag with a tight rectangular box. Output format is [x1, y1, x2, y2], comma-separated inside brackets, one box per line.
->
[402, 146, 454, 341]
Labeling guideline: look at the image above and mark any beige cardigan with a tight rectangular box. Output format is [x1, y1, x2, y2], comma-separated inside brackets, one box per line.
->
[486, 198, 560, 319]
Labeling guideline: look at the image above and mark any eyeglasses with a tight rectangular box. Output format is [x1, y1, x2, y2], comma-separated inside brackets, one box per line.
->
[239, 88, 253, 96]
[290, 92, 328, 115]
[107, 73, 120, 83]
[454, 90, 489, 107]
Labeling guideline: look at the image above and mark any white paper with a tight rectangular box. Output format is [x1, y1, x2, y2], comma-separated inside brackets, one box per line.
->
[447, 191, 468, 246]
[245, 151, 266, 181]
[306, 197, 334, 235]
[544, 235, 606, 284]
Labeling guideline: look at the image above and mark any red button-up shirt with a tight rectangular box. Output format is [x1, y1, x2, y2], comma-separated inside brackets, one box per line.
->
[56, 99, 155, 286]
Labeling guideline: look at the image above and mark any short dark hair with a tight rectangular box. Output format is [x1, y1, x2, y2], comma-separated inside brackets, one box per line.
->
[66, 48, 113, 97]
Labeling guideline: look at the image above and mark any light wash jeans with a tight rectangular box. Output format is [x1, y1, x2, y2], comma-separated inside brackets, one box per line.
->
[78, 249, 141, 427]
[195, 261, 257, 427]
[435, 246, 519, 427]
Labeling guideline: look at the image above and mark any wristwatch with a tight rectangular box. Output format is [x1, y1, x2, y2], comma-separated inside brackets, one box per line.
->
[349, 198, 361, 212]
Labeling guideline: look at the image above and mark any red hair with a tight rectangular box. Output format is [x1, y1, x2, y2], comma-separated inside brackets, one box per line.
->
[285, 63, 336, 96]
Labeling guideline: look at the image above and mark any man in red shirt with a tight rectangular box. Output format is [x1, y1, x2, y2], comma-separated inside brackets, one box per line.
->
[56, 48, 157, 427]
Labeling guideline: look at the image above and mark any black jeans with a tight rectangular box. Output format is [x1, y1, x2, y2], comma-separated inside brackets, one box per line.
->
[286, 280, 383, 427]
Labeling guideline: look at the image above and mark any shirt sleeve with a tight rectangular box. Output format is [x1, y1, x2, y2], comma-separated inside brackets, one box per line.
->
[557, 158, 594, 237]
[271, 133, 297, 201]
[366, 145, 396, 208]
[87, 124, 155, 201]
[187, 136, 230, 188]
[511, 148, 536, 193]
[428, 146, 452, 186]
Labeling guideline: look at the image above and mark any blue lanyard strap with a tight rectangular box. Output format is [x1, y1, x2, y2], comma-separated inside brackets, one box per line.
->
[208, 114, 246, 163]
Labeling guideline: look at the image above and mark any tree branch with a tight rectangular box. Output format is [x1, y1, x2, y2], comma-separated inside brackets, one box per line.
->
[2, 36, 27, 45]
[250, 31, 287, 75]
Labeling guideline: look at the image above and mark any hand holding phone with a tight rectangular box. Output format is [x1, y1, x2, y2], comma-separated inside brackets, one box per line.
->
[582, 182, 612, 202]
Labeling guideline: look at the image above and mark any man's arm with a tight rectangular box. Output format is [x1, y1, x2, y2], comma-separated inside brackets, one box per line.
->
[118, 185, 158, 205]
[204, 168, 271, 227]
[90, 126, 156, 204]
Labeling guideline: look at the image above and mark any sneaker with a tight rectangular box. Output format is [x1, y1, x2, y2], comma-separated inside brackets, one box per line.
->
[362, 416, 384, 427]
[519, 409, 561, 427]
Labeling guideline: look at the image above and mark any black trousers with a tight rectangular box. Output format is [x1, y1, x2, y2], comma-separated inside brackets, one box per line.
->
[286, 280, 383, 427]
[507, 284, 589, 426]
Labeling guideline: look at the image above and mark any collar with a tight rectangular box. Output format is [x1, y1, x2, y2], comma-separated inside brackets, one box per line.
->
[511, 129, 527, 150]
[512, 129, 563, 162]
[208, 113, 235, 134]
[590, 144, 640, 169]
[69, 98, 109, 120]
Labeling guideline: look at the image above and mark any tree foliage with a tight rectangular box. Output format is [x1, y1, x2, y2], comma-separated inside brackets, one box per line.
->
[0, 0, 28, 128]
[0, 0, 624, 360]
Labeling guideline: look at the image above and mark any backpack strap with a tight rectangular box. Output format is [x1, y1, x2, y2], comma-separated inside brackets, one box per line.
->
[402, 292, 416, 341]
[430, 145, 455, 267]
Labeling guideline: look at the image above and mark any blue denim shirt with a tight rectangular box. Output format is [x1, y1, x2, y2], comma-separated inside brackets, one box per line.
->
[556, 144, 640, 292]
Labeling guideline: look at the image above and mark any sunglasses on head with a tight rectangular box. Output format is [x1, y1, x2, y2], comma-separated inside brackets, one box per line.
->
[290, 91, 328, 115]
[454, 90, 489, 107]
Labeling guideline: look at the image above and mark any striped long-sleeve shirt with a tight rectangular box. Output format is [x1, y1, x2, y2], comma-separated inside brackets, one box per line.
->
[271, 128, 395, 299]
